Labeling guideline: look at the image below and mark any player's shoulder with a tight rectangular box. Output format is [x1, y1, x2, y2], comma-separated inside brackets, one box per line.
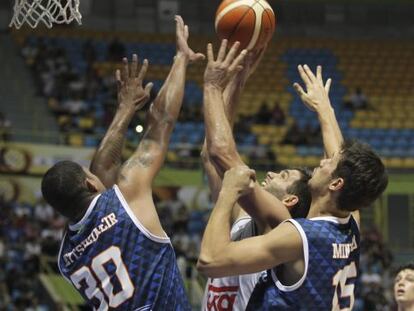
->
[283, 216, 355, 241]
[297, 215, 354, 227]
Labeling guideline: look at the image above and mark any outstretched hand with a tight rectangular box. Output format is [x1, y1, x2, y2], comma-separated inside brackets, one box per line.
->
[116, 54, 153, 111]
[204, 39, 248, 90]
[175, 15, 205, 63]
[293, 65, 332, 112]
[222, 166, 256, 198]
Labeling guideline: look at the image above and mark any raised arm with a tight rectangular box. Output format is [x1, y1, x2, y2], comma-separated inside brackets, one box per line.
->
[293, 65, 360, 226]
[90, 55, 150, 188]
[118, 16, 204, 191]
[293, 65, 343, 157]
[117, 16, 204, 236]
[201, 66, 247, 221]
[197, 166, 302, 278]
[203, 41, 290, 231]
[201, 47, 261, 207]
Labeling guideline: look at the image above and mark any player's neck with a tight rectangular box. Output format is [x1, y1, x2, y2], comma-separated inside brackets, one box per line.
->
[307, 193, 350, 219]
[399, 301, 414, 311]
[70, 193, 97, 222]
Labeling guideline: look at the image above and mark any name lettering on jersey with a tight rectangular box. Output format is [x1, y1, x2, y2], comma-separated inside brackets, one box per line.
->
[332, 236, 358, 259]
[206, 285, 238, 311]
[63, 213, 118, 266]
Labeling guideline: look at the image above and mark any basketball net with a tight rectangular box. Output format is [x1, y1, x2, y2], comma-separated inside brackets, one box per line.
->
[9, 0, 82, 29]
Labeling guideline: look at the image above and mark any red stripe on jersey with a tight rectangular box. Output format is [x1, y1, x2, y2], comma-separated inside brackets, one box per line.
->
[208, 285, 239, 293]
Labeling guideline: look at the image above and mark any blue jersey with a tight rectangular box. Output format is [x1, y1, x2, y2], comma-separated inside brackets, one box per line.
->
[58, 185, 191, 311]
[246, 216, 360, 311]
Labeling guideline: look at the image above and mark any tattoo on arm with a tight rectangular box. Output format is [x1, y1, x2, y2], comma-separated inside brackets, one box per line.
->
[119, 140, 159, 180]
[125, 154, 154, 169]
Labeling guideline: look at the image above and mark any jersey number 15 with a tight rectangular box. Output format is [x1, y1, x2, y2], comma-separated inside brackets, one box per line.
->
[332, 261, 357, 311]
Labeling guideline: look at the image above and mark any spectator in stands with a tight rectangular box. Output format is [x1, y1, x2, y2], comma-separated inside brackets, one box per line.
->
[173, 204, 189, 232]
[34, 198, 54, 225]
[270, 101, 285, 125]
[62, 94, 87, 115]
[394, 263, 414, 311]
[107, 38, 126, 61]
[354, 227, 395, 310]
[256, 101, 272, 124]
[21, 36, 39, 66]
[84, 67, 102, 100]
[282, 120, 307, 145]
[303, 123, 322, 145]
[83, 39, 97, 64]
[234, 114, 253, 139]
[344, 87, 369, 110]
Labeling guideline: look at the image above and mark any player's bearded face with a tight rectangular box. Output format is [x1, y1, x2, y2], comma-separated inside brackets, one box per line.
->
[394, 269, 414, 303]
[262, 170, 301, 200]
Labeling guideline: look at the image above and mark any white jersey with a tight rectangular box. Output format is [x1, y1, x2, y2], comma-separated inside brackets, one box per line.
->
[201, 217, 265, 311]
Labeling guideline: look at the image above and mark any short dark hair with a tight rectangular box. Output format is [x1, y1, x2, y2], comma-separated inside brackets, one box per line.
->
[333, 140, 388, 212]
[287, 167, 312, 218]
[41, 161, 91, 219]
[394, 262, 414, 279]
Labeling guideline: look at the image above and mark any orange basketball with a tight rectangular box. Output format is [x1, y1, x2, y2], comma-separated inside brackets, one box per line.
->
[215, 0, 276, 51]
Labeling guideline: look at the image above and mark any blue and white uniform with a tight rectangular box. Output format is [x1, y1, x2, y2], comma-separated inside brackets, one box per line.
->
[247, 216, 360, 311]
[58, 185, 191, 311]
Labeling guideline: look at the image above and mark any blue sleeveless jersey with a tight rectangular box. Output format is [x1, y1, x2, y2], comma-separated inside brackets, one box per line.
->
[58, 185, 191, 311]
[247, 216, 360, 311]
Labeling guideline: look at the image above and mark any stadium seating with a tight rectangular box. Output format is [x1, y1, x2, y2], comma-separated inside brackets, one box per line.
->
[12, 28, 414, 169]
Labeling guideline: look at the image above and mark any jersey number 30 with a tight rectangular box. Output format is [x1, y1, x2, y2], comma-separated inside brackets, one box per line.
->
[70, 246, 134, 310]
[331, 262, 357, 311]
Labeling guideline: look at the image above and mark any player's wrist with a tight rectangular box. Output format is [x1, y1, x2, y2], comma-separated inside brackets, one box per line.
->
[315, 103, 334, 115]
[219, 186, 240, 199]
[319, 105, 335, 118]
[117, 102, 137, 114]
[204, 82, 224, 92]
[175, 52, 190, 64]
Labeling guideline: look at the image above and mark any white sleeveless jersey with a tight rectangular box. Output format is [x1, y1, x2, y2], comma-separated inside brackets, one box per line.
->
[201, 217, 265, 311]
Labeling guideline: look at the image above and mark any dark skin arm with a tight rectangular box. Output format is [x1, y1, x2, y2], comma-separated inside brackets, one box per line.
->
[89, 55, 151, 188]
[117, 16, 205, 237]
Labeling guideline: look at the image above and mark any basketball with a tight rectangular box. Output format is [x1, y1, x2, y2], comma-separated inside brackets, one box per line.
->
[215, 0, 276, 51]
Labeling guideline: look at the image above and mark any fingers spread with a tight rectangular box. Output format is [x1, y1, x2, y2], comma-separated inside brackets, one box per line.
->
[207, 43, 214, 62]
[229, 49, 247, 72]
[224, 41, 240, 66]
[131, 54, 138, 78]
[316, 65, 323, 83]
[217, 39, 228, 62]
[137, 59, 149, 82]
[144, 82, 154, 95]
[293, 82, 305, 96]
[121, 57, 129, 82]
[175, 15, 184, 35]
[303, 64, 316, 82]
[325, 78, 332, 93]
[184, 25, 189, 40]
[115, 69, 122, 89]
[298, 65, 311, 87]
